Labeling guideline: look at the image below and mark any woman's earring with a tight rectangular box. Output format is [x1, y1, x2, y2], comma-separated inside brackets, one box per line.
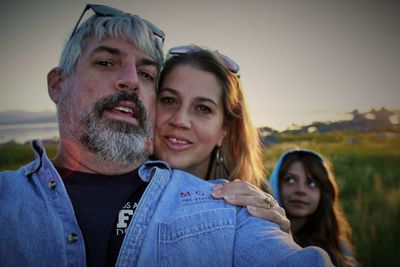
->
[216, 147, 224, 165]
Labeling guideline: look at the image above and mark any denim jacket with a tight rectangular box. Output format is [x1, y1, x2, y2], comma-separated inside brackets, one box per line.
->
[0, 140, 333, 267]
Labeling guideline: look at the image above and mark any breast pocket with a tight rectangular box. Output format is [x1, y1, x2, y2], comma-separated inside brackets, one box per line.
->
[158, 208, 236, 267]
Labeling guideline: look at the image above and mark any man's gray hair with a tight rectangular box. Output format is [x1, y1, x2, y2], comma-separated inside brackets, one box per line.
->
[59, 14, 164, 77]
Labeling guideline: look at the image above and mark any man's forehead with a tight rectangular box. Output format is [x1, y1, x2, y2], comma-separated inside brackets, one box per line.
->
[85, 37, 156, 63]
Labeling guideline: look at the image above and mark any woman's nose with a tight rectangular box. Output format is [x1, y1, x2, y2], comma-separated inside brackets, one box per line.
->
[169, 108, 191, 129]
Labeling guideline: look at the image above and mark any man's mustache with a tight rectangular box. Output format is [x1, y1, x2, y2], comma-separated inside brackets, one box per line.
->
[93, 91, 147, 127]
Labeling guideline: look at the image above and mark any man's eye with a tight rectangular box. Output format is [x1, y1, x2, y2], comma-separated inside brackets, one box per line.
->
[139, 71, 155, 81]
[95, 60, 114, 67]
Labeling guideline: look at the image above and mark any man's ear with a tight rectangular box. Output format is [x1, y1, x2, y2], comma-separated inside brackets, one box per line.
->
[47, 67, 64, 104]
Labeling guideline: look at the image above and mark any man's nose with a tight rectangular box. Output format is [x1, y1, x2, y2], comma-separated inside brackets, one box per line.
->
[116, 65, 139, 92]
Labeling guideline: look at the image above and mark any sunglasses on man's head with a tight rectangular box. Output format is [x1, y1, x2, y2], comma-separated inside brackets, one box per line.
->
[69, 4, 165, 43]
[168, 45, 240, 74]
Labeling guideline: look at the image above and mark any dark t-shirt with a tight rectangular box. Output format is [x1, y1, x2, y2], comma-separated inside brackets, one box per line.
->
[56, 167, 148, 267]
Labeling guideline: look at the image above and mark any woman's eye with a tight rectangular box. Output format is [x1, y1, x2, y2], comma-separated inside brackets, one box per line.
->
[196, 105, 212, 114]
[159, 96, 176, 105]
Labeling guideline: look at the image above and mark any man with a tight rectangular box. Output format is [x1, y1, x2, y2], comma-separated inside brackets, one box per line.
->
[0, 4, 333, 267]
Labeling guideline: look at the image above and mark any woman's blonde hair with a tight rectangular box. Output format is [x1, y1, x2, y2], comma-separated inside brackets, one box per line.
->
[158, 48, 264, 188]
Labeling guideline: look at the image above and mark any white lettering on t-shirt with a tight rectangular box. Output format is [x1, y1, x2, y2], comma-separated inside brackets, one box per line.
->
[115, 202, 139, 235]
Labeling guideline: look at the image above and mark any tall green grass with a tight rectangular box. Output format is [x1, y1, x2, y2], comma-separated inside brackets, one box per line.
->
[263, 131, 400, 267]
[0, 141, 57, 171]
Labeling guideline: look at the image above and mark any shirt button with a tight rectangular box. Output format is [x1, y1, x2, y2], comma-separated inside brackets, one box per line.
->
[68, 233, 78, 243]
[48, 181, 57, 189]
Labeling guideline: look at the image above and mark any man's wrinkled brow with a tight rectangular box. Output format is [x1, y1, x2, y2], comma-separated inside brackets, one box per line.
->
[91, 46, 123, 56]
[90, 46, 157, 68]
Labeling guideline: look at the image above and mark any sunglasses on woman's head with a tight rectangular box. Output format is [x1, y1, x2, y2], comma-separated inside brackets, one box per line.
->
[69, 4, 165, 43]
[168, 45, 240, 74]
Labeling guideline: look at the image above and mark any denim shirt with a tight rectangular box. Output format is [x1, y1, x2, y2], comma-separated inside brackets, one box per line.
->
[0, 140, 333, 267]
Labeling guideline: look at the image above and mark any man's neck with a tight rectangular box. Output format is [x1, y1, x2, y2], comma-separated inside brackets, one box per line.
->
[53, 139, 145, 175]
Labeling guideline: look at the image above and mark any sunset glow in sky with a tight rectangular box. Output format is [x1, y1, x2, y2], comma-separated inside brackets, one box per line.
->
[1, 0, 399, 130]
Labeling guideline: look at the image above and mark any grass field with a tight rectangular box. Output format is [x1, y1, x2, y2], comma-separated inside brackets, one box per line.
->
[1, 131, 399, 266]
[263, 131, 400, 267]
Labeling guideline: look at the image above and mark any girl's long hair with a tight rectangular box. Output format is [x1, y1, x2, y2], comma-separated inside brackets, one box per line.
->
[279, 152, 356, 266]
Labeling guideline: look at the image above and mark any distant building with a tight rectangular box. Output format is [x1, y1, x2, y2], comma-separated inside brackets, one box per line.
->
[259, 126, 279, 145]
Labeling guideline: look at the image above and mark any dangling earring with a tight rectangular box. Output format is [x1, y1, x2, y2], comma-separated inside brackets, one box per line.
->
[214, 146, 229, 179]
[216, 146, 224, 165]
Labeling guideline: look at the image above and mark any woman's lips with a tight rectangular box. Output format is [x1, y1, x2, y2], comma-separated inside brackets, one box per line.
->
[163, 135, 192, 151]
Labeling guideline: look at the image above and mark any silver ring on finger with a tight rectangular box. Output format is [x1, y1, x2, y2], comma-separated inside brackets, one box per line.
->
[263, 197, 273, 209]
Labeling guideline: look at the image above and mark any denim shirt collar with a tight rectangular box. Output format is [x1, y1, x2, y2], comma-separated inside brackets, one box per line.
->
[23, 139, 172, 182]
[138, 159, 171, 182]
[23, 139, 46, 176]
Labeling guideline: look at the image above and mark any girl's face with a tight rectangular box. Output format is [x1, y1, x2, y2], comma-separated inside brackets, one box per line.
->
[154, 65, 227, 178]
[280, 160, 321, 219]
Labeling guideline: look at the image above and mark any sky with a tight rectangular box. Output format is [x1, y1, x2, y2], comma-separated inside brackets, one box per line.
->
[1, 0, 399, 131]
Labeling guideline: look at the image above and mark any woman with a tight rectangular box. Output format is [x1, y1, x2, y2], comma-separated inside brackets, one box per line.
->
[269, 149, 357, 266]
[154, 45, 289, 231]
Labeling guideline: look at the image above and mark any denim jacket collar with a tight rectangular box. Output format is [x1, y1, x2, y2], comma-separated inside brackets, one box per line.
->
[24, 139, 172, 182]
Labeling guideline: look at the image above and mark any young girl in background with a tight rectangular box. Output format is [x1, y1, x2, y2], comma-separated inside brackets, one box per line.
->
[270, 149, 357, 266]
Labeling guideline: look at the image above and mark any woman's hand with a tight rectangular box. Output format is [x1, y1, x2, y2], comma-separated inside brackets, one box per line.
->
[211, 179, 291, 234]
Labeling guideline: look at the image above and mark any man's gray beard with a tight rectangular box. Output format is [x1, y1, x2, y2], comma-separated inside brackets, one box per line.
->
[79, 113, 153, 167]
[66, 90, 155, 168]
